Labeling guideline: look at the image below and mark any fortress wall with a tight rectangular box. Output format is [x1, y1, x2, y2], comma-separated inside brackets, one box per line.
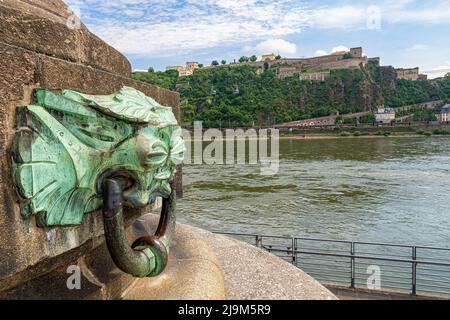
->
[307, 58, 368, 71]
[0, 0, 181, 298]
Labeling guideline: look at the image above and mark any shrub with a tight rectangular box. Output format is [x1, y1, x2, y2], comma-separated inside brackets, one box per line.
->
[433, 129, 450, 135]
[374, 131, 392, 137]
[353, 131, 362, 137]
[340, 131, 351, 137]
[416, 129, 425, 135]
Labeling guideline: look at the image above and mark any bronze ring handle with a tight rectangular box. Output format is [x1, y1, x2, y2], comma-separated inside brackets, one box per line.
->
[102, 178, 176, 278]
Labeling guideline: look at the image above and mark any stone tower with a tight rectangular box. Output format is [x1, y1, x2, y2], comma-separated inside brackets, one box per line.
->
[350, 47, 363, 58]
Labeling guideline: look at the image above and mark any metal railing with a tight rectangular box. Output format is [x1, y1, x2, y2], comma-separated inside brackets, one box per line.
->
[214, 232, 450, 298]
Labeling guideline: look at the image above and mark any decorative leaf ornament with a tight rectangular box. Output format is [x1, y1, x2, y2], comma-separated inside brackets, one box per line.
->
[63, 86, 178, 126]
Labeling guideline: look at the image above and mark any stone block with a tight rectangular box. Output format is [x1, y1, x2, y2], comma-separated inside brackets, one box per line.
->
[0, 0, 131, 77]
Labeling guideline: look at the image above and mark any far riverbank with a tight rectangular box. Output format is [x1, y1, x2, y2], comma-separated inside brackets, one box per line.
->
[281, 133, 450, 140]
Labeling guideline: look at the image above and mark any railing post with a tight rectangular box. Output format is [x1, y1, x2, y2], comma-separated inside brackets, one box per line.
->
[350, 242, 356, 289]
[294, 238, 298, 266]
[412, 246, 417, 295]
[291, 237, 296, 265]
[256, 235, 263, 249]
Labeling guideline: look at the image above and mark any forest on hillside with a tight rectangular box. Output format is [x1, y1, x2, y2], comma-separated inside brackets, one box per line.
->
[133, 65, 450, 128]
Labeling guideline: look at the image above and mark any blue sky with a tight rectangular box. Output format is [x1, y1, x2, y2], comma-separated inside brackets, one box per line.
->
[66, 0, 450, 78]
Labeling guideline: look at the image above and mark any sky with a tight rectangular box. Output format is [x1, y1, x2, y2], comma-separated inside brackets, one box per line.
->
[65, 0, 450, 78]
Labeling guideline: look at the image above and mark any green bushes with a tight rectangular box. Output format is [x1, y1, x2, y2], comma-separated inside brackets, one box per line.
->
[417, 129, 433, 136]
[374, 131, 392, 137]
[353, 131, 362, 137]
[432, 129, 450, 135]
[133, 64, 450, 128]
[340, 131, 351, 137]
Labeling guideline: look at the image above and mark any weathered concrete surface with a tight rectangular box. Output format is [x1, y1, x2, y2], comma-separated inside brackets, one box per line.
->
[0, 211, 336, 300]
[122, 216, 337, 300]
[0, 0, 180, 297]
[206, 233, 337, 300]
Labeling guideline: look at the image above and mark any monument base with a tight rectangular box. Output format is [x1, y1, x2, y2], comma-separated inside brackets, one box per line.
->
[122, 215, 337, 300]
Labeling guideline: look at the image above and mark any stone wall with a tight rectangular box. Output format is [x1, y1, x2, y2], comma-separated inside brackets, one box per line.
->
[304, 57, 368, 71]
[0, 0, 181, 298]
[198, 49, 368, 76]
[395, 67, 420, 81]
[277, 67, 299, 78]
[276, 111, 370, 128]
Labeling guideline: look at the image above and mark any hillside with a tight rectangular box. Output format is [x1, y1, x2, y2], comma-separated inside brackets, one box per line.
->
[133, 66, 450, 128]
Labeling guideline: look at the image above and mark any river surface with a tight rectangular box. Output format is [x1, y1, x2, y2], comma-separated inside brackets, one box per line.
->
[177, 137, 450, 247]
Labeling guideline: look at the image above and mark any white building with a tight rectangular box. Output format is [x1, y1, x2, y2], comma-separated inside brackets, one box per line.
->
[439, 105, 450, 123]
[299, 71, 330, 82]
[375, 107, 396, 124]
[178, 69, 193, 77]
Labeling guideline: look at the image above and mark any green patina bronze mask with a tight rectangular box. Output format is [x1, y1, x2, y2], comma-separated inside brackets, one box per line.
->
[11, 87, 185, 228]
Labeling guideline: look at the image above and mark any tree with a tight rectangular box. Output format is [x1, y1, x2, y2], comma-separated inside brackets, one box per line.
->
[250, 55, 258, 62]
[275, 54, 281, 60]
[211, 60, 219, 66]
[343, 53, 353, 59]
[133, 63, 449, 128]
[148, 67, 155, 73]
[165, 70, 179, 78]
[198, 63, 204, 68]
[221, 60, 227, 65]
[239, 56, 249, 63]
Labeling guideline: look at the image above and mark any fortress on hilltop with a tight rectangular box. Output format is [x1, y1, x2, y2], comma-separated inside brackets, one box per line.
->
[184, 46, 427, 82]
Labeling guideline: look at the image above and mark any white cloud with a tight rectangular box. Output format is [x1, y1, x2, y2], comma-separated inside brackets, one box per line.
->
[423, 63, 450, 79]
[242, 45, 253, 53]
[124, 9, 146, 18]
[387, 6, 450, 24]
[308, 6, 366, 29]
[406, 44, 429, 51]
[314, 46, 350, 57]
[331, 45, 350, 53]
[314, 50, 328, 57]
[64, 0, 450, 58]
[255, 39, 297, 55]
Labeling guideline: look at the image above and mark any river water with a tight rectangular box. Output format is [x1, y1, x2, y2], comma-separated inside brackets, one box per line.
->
[178, 137, 450, 247]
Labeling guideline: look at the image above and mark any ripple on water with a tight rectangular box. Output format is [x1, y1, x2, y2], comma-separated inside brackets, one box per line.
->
[178, 138, 450, 247]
